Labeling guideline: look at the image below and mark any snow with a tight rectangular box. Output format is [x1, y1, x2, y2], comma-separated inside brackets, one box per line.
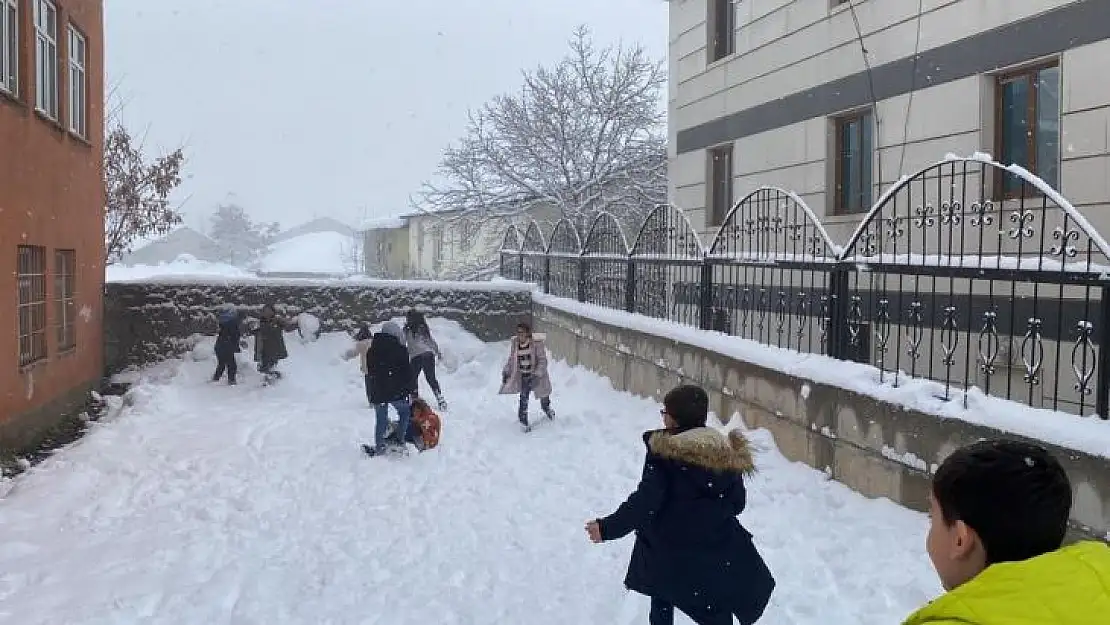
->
[107, 254, 254, 282]
[533, 293, 1110, 460]
[0, 320, 939, 624]
[360, 216, 408, 230]
[296, 312, 321, 342]
[258, 231, 356, 275]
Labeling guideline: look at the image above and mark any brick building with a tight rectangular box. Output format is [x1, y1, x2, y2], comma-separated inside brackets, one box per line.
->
[0, 0, 104, 455]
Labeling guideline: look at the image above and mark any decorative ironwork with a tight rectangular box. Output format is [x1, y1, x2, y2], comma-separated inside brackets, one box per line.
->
[978, 311, 1000, 376]
[520, 220, 547, 285]
[874, 298, 891, 378]
[581, 212, 631, 310]
[1021, 317, 1044, 385]
[498, 156, 1110, 419]
[629, 205, 705, 326]
[906, 301, 925, 362]
[546, 219, 583, 300]
[498, 225, 524, 280]
[1072, 321, 1096, 395]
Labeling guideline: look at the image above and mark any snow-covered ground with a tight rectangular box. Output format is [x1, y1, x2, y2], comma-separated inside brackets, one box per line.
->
[0, 320, 939, 624]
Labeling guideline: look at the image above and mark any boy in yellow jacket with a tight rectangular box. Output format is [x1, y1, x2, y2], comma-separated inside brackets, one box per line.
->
[903, 439, 1110, 625]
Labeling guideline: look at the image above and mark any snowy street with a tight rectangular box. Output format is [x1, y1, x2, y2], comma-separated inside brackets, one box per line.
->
[0, 321, 940, 624]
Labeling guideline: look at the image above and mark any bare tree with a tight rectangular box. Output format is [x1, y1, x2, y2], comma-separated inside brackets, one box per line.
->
[414, 26, 667, 236]
[103, 103, 187, 263]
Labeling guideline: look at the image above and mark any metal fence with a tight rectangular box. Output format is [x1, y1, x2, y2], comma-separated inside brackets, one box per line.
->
[498, 156, 1110, 419]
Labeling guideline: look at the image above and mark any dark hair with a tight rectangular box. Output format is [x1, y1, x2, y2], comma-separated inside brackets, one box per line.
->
[355, 325, 371, 341]
[662, 384, 709, 429]
[517, 322, 532, 334]
[405, 309, 429, 336]
[932, 439, 1071, 565]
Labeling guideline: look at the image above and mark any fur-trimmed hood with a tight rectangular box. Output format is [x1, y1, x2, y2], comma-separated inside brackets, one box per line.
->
[647, 427, 755, 475]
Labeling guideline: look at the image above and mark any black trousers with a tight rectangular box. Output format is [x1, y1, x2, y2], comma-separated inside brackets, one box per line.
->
[213, 352, 238, 382]
[649, 598, 733, 625]
[411, 352, 441, 395]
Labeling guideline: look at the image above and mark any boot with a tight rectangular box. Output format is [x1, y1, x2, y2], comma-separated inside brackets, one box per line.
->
[435, 392, 447, 411]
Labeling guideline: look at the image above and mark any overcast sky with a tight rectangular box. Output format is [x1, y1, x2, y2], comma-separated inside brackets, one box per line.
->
[104, 0, 668, 233]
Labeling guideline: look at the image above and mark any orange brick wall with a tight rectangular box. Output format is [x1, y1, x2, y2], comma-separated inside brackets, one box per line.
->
[0, 0, 104, 429]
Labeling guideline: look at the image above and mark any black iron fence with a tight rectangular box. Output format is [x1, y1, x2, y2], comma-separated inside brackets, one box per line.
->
[498, 156, 1110, 419]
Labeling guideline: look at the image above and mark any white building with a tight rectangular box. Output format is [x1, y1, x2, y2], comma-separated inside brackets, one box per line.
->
[668, 0, 1110, 240]
[403, 202, 560, 280]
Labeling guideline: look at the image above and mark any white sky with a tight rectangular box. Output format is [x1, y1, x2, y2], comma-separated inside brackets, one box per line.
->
[105, 0, 668, 233]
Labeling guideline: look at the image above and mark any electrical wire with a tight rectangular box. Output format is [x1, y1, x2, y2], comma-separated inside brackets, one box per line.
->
[844, 0, 884, 191]
[897, 0, 928, 178]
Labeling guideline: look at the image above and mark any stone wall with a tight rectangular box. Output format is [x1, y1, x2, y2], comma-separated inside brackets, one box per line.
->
[534, 302, 1110, 542]
[104, 278, 532, 373]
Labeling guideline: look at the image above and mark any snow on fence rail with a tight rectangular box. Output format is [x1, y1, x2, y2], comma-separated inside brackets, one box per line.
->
[499, 155, 1110, 420]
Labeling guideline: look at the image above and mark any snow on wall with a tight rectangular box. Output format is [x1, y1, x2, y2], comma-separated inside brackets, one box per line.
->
[528, 292, 1110, 539]
[104, 281, 532, 373]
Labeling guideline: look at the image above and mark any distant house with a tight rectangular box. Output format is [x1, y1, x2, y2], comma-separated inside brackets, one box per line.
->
[271, 217, 355, 244]
[117, 227, 223, 266]
[362, 217, 411, 278]
[404, 200, 559, 281]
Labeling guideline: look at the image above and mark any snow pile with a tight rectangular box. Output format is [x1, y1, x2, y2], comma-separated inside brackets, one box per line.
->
[258, 231, 356, 275]
[107, 254, 254, 281]
[0, 319, 938, 624]
[534, 293, 1110, 460]
[296, 312, 321, 342]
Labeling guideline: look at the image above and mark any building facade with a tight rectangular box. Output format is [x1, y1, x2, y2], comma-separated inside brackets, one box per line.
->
[669, 0, 1110, 241]
[0, 0, 104, 454]
[406, 202, 561, 281]
[362, 217, 412, 279]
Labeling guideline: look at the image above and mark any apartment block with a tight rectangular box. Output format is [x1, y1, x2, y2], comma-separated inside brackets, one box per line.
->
[669, 0, 1110, 242]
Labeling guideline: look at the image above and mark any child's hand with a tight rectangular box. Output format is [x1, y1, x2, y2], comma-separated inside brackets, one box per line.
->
[585, 520, 602, 543]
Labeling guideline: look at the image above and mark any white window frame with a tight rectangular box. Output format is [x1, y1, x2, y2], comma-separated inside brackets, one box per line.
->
[1, 0, 17, 96]
[34, 0, 58, 119]
[67, 25, 86, 136]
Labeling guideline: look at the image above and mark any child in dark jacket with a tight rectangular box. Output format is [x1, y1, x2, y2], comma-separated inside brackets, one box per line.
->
[252, 303, 289, 380]
[363, 321, 417, 456]
[212, 306, 243, 385]
[586, 384, 775, 625]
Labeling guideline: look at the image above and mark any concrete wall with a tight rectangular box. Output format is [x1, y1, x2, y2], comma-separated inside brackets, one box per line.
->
[0, 1, 105, 460]
[104, 280, 533, 374]
[669, 0, 1110, 242]
[534, 301, 1110, 541]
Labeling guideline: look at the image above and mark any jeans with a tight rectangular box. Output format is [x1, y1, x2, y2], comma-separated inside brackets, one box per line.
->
[373, 399, 412, 450]
[411, 352, 442, 395]
[649, 598, 732, 625]
[213, 352, 237, 383]
[518, 374, 551, 424]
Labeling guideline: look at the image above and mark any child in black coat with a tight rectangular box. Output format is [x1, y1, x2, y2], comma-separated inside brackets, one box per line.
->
[586, 385, 775, 625]
[212, 306, 244, 385]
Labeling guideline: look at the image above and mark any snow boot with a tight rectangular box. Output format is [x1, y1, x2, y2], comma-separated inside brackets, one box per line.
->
[435, 392, 448, 411]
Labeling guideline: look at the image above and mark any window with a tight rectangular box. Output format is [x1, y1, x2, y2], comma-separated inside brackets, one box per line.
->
[1, 0, 16, 95]
[707, 144, 733, 226]
[833, 110, 873, 215]
[996, 62, 1060, 197]
[34, 0, 57, 118]
[708, 0, 735, 63]
[54, 249, 76, 350]
[67, 26, 86, 136]
[17, 246, 48, 366]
